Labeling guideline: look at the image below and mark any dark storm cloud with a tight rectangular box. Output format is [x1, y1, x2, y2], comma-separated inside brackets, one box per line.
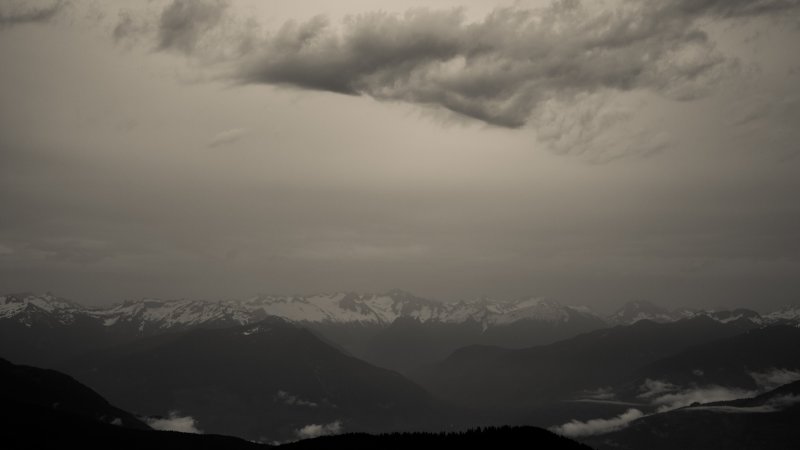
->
[0, 0, 64, 28]
[233, 0, 800, 128]
[157, 0, 228, 54]
[113, 11, 147, 45]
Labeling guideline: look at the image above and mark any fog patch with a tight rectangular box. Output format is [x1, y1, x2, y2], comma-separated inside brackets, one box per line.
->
[208, 128, 247, 148]
[583, 387, 616, 400]
[650, 386, 756, 412]
[637, 379, 678, 399]
[145, 411, 202, 434]
[295, 420, 342, 439]
[552, 408, 644, 438]
[689, 394, 800, 414]
[750, 368, 800, 391]
[275, 390, 318, 407]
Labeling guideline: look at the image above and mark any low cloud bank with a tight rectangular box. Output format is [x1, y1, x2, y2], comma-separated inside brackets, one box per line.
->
[750, 368, 800, 391]
[650, 385, 756, 412]
[552, 408, 644, 438]
[295, 420, 342, 439]
[275, 390, 318, 407]
[145, 411, 202, 434]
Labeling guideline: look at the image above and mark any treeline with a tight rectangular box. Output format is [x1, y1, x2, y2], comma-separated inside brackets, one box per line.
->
[281, 426, 593, 449]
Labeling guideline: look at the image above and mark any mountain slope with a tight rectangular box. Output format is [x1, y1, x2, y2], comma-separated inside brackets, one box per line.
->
[621, 325, 800, 396]
[585, 380, 800, 450]
[0, 357, 592, 449]
[414, 317, 752, 409]
[0, 357, 148, 430]
[0, 358, 265, 449]
[59, 318, 444, 442]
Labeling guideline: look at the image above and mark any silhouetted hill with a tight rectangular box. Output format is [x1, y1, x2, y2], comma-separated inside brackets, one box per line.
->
[283, 426, 593, 450]
[1, 399, 266, 450]
[0, 357, 265, 449]
[0, 357, 148, 429]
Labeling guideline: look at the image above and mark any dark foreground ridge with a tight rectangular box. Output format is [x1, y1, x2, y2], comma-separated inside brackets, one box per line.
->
[0, 357, 591, 449]
[282, 427, 593, 450]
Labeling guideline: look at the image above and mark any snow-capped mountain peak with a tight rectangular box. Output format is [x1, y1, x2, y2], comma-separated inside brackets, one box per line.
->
[764, 305, 800, 326]
[609, 300, 770, 327]
[608, 300, 674, 325]
[0, 292, 83, 326]
[0, 291, 606, 334]
[4, 291, 795, 336]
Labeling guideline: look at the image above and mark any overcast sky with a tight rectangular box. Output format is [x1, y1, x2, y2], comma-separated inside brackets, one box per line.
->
[0, 0, 798, 312]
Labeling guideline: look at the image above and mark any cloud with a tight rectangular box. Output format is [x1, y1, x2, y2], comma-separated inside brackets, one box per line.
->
[552, 408, 644, 438]
[99, 0, 798, 159]
[145, 411, 202, 434]
[27, 237, 114, 264]
[295, 421, 342, 439]
[234, 0, 798, 131]
[113, 10, 151, 46]
[690, 394, 800, 414]
[637, 378, 757, 412]
[157, 0, 228, 54]
[275, 390, 318, 407]
[582, 387, 616, 400]
[637, 379, 679, 399]
[558, 375, 799, 437]
[750, 368, 800, 391]
[0, 0, 64, 28]
[650, 386, 756, 412]
[208, 128, 247, 148]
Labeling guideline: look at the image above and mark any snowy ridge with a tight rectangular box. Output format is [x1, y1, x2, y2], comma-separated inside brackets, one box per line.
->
[609, 300, 773, 326]
[0, 290, 600, 332]
[0, 292, 84, 327]
[3, 292, 797, 333]
[87, 299, 250, 332]
[764, 305, 800, 327]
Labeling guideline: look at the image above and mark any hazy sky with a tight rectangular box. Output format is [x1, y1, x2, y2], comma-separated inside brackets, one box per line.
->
[1, 0, 799, 312]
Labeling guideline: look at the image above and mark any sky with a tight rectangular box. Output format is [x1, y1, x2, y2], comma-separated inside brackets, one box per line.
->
[0, 0, 798, 312]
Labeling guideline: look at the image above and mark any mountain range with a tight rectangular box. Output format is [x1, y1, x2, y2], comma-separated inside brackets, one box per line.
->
[3, 290, 800, 447]
[3, 291, 797, 371]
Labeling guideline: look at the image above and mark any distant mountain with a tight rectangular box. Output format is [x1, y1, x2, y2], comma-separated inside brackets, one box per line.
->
[0, 290, 600, 329]
[0, 293, 116, 367]
[608, 300, 768, 327]
[4, 291, 795, 371]
[0, 291, 606, 369]
[764, 305, 800, 325]
[414, 317, 753, 411]
[585, 380, 800, 450]
[624, 325, 800, 394]
[59, 317, 445, 442]
[608, 300, 676, 324]
[354, 301, 608, 372]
